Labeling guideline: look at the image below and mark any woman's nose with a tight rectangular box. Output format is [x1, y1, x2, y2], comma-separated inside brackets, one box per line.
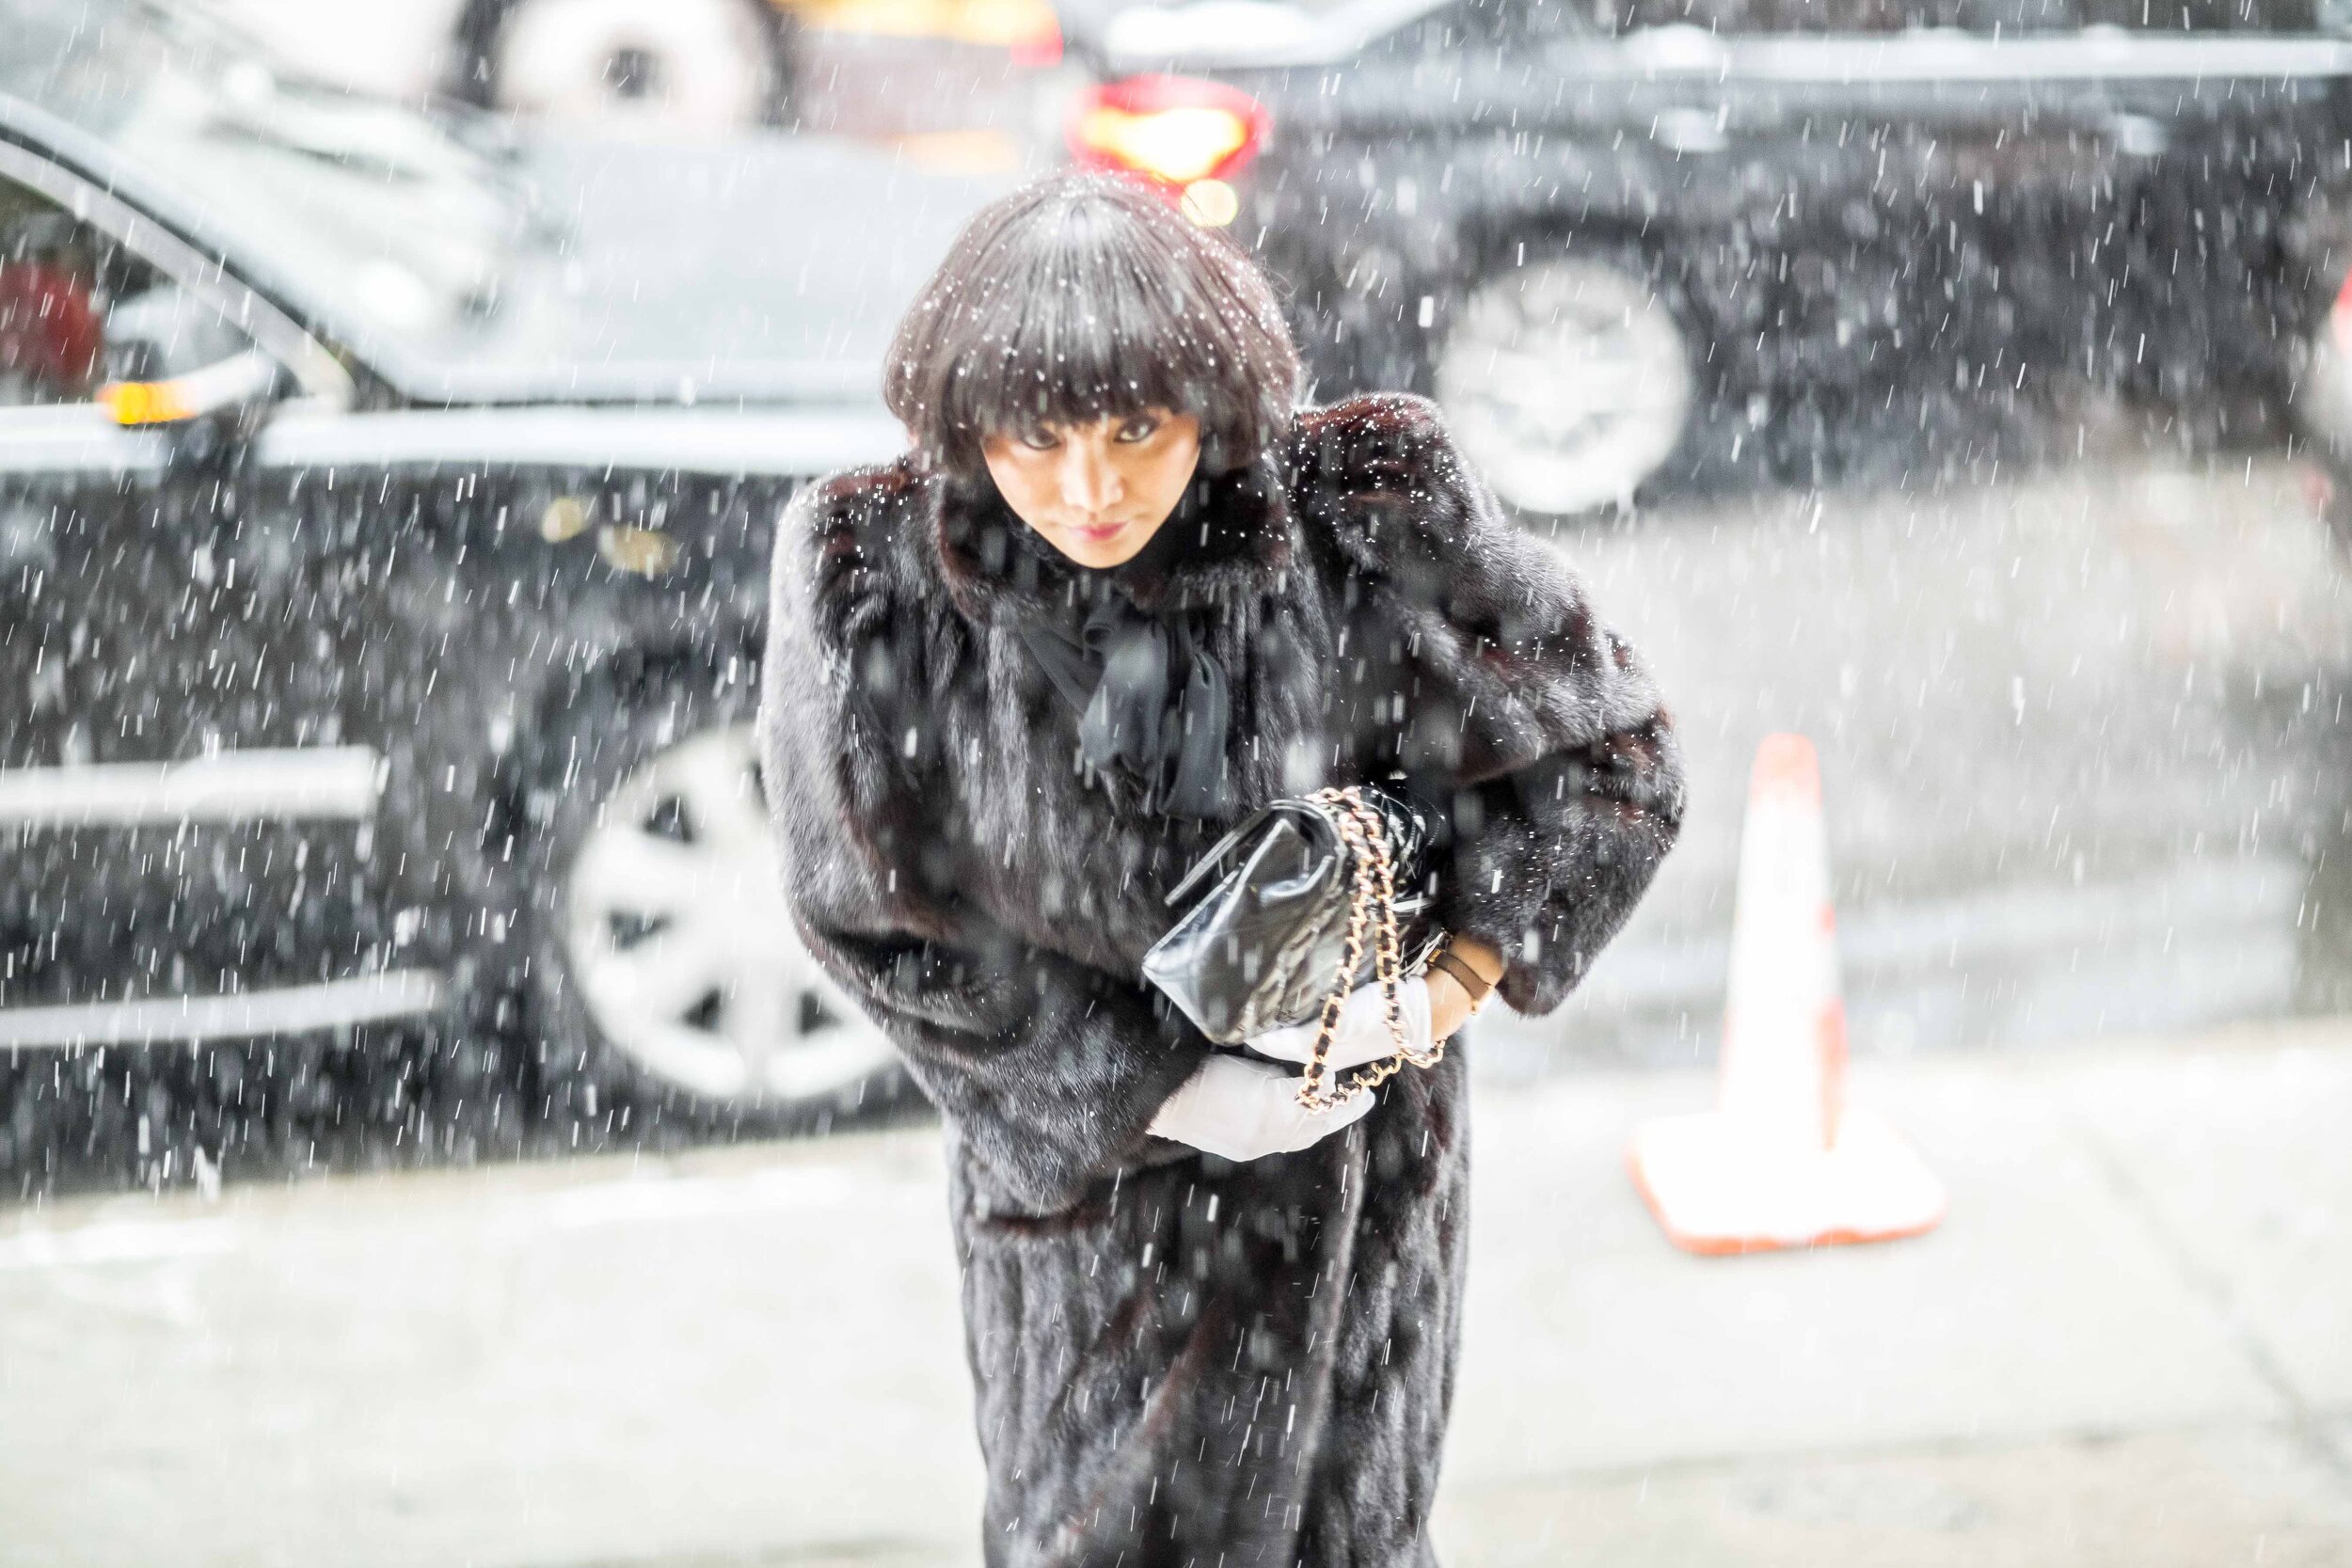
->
[1059, 440, 1123, 514]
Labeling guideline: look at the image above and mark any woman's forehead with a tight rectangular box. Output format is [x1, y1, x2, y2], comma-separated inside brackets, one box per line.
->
[1007, 404, 1185, 436]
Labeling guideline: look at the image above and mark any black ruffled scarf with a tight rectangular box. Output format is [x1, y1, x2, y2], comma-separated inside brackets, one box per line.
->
[934, 458, 1295, 820]
[1012, 488, 1236, 819]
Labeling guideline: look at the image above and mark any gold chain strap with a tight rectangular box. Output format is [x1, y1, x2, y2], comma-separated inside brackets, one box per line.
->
[1294, 786, 1448, 1112]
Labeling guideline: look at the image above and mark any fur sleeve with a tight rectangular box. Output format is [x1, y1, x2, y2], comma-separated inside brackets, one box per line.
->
[756, 471, 1208, 1214]
[1298, 395, 1686, 1016]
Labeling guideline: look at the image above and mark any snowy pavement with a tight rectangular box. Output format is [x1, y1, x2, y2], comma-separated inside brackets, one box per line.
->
[5, 1018, 2350, 1566]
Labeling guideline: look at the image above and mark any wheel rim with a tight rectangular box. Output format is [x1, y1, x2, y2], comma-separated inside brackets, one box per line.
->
[559, 725, 892, 1104]
[493, 0, 771, 134]
[1434, 255, 1694, 517]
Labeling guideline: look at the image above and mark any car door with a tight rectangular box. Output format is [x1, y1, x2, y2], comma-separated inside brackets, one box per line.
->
[0, 144, 425, 1057]
[1595, 0, 2352, 404]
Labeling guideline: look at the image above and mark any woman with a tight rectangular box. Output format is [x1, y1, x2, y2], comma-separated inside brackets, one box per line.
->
[758, 173, 1683, 1565]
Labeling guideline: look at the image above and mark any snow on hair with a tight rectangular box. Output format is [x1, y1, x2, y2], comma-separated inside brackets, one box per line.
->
[883, 171, 1301, 478]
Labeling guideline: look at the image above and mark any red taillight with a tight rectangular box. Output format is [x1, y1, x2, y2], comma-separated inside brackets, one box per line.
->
[1067, 74, 1268, 205]
[1008, 13, 1062, 68]
[2332, 266, 2352, 357]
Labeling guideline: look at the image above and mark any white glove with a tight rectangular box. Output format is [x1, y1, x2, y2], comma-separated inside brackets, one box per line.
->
[1248, 977, 1435, 1072]
[1148, 1053, 1374, 1162]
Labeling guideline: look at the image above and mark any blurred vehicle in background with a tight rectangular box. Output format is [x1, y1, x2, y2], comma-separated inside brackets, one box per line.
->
[0, 0, 1012, 1176]
[2294, 248, 2352, 545]
[773, 0, 1067, 151]
[203, 0, 1064, 146]
[1073, 0, 2352, 517]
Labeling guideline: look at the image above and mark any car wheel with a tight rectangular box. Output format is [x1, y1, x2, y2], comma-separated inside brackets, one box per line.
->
[1433, 250, 1697, 520]
[488, 0, 778, 135]
[532, 716, 898, 1130]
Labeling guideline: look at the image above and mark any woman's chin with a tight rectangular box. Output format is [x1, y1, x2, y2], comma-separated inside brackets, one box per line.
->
[1049, 528, 1147, 569]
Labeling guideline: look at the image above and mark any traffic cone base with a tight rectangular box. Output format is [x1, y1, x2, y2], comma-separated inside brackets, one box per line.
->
[1629, 1106, 1947, 1257]
[1628, 732, 1946, 1256]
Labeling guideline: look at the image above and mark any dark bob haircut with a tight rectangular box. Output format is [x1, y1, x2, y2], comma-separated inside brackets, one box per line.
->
[883, 172, 1301, 479]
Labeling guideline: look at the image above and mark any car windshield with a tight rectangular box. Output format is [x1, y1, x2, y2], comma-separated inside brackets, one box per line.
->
[2, 0, 532, 370]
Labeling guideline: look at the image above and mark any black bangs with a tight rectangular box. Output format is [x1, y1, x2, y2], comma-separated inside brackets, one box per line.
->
[884, 172, 1300, 479]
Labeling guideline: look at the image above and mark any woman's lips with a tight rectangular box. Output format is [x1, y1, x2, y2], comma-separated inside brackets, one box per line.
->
[1068, 520, 1131, 543]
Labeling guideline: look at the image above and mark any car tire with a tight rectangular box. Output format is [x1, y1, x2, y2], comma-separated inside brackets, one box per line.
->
[525, 695, 900, 1135]
[486, 0, 780, 135]
[1433, 247, 1698, 521]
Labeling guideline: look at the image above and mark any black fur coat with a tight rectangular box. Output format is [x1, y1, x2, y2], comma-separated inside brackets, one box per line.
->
[757, 395, 1683, 1566]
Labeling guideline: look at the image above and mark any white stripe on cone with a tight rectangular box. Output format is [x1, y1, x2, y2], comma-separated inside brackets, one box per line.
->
[1629, 733, 1946, 1255]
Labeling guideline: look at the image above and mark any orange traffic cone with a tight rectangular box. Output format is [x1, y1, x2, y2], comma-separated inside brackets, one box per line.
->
[1629, 733, 1946, 1255]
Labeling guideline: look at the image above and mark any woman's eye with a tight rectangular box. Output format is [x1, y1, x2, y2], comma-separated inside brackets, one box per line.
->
[1018, 429, 1059, 451]
[1115, 416, 1162, 443]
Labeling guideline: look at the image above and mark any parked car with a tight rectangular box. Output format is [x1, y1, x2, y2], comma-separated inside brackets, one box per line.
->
[0, 0, 1006, 1174]
[2295, 245, 2352, 539]
[201, 0, 1065, 141]
[1070, 0, 2352, 516]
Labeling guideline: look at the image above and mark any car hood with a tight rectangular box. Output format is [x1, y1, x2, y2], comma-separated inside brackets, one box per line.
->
[367, 135, 1012, 408]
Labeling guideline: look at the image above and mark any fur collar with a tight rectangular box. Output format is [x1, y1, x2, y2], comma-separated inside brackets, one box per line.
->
[930, 456, 1298, 624]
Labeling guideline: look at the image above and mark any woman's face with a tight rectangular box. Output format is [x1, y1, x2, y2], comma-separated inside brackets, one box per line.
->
[980, 407, 1202, 570]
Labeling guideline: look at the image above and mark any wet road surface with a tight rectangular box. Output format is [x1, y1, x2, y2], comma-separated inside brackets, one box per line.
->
[1499, 445, 2352, 1074]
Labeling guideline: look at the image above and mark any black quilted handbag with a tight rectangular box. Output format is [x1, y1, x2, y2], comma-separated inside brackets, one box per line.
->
[1142, 784, 1446, 1109]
